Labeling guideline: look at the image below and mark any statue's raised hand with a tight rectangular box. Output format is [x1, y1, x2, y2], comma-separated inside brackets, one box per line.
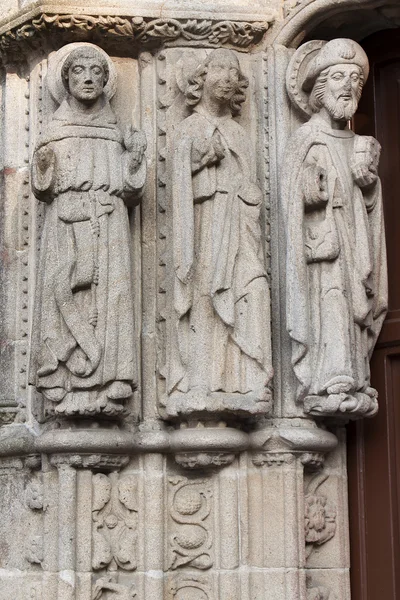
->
[36, 146, 55, 173]
[191, 133, 225, 174]
[124, 126, 147, 173]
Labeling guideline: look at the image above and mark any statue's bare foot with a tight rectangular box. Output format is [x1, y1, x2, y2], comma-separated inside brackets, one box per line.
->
[42, 387, 66, 402]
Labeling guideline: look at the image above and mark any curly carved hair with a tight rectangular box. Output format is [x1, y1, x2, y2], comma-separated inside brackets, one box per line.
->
[61, 47, 109, 92]
[185, 49, 248, 117]
[309, 66, 364, 113]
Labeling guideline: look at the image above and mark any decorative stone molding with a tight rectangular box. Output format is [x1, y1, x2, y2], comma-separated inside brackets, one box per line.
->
[168, 477, 213, 570]
[0, 13, 276, 65]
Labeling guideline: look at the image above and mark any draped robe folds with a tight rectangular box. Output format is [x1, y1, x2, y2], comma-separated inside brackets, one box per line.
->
[167, 106, 273, 402]
[282, 118, 388, 407]
[29, 99, 146, 399]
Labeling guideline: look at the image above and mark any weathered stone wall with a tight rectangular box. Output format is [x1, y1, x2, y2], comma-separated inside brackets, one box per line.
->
[0, 1, 395, 599]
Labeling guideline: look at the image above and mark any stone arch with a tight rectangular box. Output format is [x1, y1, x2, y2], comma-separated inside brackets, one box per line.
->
[269, 0, 400, 48]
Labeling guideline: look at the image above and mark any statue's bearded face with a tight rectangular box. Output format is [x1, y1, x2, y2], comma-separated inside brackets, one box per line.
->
[203, 54, 240, 105]
[68, 54, 106, 103]
[321, 63, 363, 121]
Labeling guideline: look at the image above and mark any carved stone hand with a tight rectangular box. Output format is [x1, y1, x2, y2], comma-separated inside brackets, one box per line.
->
[302, 164, 329, 209]
[124, 126, 147, 173]
[191, 132, 226, 174]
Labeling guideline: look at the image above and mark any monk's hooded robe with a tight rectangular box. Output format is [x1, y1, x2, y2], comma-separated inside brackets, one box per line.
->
[29, 98, 146, 399]
[167, 104, 272, 400]
[282, 116, 387, 405]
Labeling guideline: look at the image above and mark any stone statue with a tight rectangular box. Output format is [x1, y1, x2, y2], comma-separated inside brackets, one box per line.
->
[30, 43, 146, 417]
[284, 39, 388, 418]
[166, 49, 272, 418]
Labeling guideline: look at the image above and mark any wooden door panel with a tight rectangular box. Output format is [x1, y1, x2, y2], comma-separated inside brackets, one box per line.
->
[349, 29, 400, 600]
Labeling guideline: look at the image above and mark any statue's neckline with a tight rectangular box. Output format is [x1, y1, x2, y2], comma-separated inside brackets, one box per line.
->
[310, 115, 355, 139]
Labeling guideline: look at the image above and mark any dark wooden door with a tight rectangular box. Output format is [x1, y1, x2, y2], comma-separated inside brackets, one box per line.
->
[349, 28, 400, 600]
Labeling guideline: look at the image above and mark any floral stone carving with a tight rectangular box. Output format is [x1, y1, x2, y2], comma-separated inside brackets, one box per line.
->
[92, 473, 138, 571]
[29, 43, 146, 418]
[283, 38, 388, 419]
[166, 48, 273, 419]
[305, 473, 336, 558]
[0, 15, 275, 65]
[169, 477, 213, 570]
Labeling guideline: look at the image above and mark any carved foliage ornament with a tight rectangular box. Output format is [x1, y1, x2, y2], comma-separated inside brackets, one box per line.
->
[0, 14, 275, 64]
[305, 473, 336, 558]
[169, 477, 213, 570]
[92, 473, 138, 572]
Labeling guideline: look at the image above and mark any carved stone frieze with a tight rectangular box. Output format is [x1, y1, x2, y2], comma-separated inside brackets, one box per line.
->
[49, 453, 130, 470]
[0, 14, 275, 65]
[283, 38, 388, 419]
[168, 477, 213, 570]
[175, 451, 235, 469]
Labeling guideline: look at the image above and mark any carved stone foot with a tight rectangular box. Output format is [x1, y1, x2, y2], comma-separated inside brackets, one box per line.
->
[304, 388, 379, 419]
[165, 387, 272, 420]
[49, 388, 129, 418]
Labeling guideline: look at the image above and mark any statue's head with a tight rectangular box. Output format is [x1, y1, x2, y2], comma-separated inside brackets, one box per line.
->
[303, 39, 369, 121]
[185, 49, 248, 116]
[61, 47, 109, 104]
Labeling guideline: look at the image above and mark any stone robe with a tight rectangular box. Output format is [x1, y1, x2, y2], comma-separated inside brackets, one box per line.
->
[30, 100, 146, 399]
[167, 105, 272, 401]
[283, 116, 387, 407]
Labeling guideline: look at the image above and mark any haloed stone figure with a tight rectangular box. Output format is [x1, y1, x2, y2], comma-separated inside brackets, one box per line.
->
[166, 49, 272, 418]
[30, 44, 146, 416]
[284, 39, 388, 418]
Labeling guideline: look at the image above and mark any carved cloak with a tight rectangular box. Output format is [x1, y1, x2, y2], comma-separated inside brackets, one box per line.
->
[167, 106, 272, 399]
[29, 100, 145, 396]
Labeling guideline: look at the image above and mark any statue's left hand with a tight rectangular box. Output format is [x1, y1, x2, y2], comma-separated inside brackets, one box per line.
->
[124, 126, 147, 172]
[351, 161, 378, 189]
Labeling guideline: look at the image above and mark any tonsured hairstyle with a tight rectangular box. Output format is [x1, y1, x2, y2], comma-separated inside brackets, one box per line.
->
[309, 66, 364, 113]
[185, 49, 248, 117]
[61, 47, 109, 92]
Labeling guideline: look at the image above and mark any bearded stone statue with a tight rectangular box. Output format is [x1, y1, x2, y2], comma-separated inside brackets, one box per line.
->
[29, 44, 146, 417]
[283, 39, 388, 419]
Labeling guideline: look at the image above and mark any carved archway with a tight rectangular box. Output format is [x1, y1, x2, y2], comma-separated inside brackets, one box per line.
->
[269, 0, 400, 47]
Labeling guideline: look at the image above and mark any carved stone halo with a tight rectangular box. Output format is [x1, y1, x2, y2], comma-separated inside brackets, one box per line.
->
[286, 40, 326, 119]
[47, 42, 118, 105]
